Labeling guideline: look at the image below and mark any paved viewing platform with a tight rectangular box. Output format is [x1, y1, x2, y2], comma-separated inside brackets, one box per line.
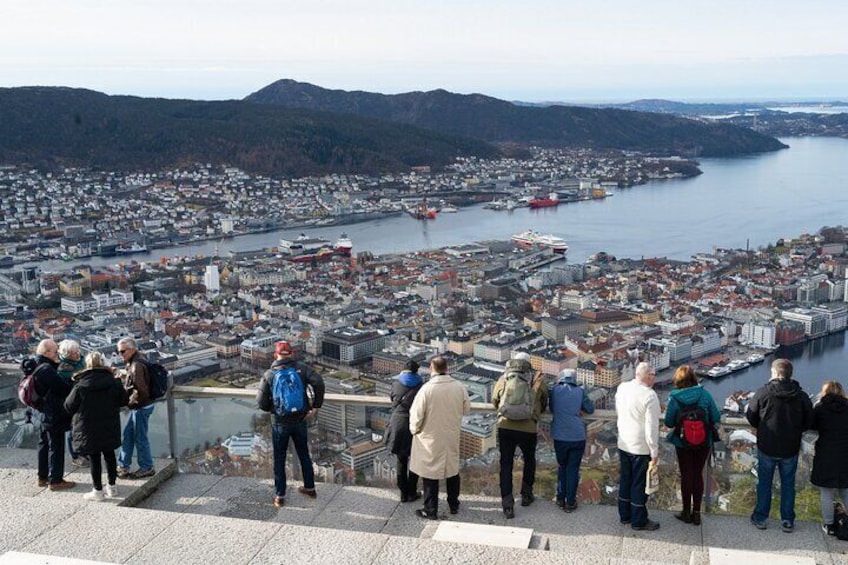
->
[1, 447, 845, 565]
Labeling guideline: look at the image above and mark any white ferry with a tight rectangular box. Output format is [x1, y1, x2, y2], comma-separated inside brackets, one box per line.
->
[746, 353, 765, 364]
[511, 230, 569, 254]
[726, 359, 751, 373]
[279, 233, 331, 254]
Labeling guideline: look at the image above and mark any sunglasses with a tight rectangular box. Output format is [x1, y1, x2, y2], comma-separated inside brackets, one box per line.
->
[118, 349, 129, 354]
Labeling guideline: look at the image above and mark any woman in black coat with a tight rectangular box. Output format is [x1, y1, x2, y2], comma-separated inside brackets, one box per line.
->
[811, 380, 848, 535]
[383, 359, 423, 502]
[64, 352, 128, 501]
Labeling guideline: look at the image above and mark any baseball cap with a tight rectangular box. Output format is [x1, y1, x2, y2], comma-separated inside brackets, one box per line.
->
[275, 341, 293, 356]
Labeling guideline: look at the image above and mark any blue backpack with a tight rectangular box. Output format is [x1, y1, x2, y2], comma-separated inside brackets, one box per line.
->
[272, 366, 306, 416]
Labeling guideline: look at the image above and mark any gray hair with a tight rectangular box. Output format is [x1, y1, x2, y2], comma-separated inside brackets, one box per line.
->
[58, 339, 81, 358]
[85, 351, 106, 369]
[117, 337, 137, 351]
[635, 362, 654, 382]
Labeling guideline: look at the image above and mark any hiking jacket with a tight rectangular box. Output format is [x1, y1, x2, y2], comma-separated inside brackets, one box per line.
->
[57, 355, 84, 383]
[257, 358, 325, 423]
[663, 384, 721, 449]
[549, 376, 595, 442]
[384, 370, 423, 457]
[64, 367, 128, 454]
[811, 394, 848, 488]
[33, 356, 72, 432]
[492, 359, 549, 434]
[746, 378, 813, 458]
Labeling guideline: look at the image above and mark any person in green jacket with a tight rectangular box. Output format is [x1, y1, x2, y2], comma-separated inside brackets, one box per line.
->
[663, 365, 721, 526]
[57, 339, 88, 467]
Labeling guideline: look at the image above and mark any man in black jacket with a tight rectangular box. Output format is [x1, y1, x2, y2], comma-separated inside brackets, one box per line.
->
[256, 341, 325, 508]
[746, 358, 813, 532]
[33, 339, 75, 490]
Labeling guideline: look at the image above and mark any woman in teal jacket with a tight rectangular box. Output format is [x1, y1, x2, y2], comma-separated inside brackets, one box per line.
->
[663, 365, 721, 526]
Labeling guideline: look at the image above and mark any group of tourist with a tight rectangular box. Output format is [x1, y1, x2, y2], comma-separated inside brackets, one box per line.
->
[28, 337, 157, 500]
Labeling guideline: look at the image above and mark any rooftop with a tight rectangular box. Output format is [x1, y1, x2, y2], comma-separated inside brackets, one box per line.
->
[0, 447, 844, 564]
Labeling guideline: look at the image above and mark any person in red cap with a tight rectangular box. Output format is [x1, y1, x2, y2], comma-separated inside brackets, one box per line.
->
[257, 341, 325, 508]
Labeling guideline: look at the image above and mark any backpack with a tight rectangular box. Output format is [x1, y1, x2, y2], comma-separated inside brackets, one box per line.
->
[675, 398, 709, 448]
[18, 358, 43, 410]
[835, 502, 848, 541]
[498, 370, 534, 421]
[272, 366, 306, 416]
[143, 360, 170, 401]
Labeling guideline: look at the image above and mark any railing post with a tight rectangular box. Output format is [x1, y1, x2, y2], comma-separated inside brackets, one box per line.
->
[166, 372, 177, 461]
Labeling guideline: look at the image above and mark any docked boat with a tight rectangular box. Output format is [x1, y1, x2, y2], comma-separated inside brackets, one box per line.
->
[706, 365, 732, 379]
[746, 353, 765, 364]
[440, 205, 458, 213]
[511, 230, 569, 254]
[280, 233, 331, 255]
[726, 359, 751, 373]
[528, 192, 560, 209]
[334, 233, 353, 256]
[115, 242, 148, 255]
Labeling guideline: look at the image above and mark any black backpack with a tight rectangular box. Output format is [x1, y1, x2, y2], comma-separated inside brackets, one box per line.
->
[835, 502, 848, 541]
[142, 360, 170, 401]
[675, 399, 709, 449]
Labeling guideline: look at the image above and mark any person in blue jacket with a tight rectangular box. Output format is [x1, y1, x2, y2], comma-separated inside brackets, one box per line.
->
[549, 368, 595, 512]
[663, 365, 721, 526]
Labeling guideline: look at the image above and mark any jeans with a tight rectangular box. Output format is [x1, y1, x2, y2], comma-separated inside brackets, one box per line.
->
[498, 428, 538, 508]
[618, 450, 651, 527]
[38, 426, 66, 483]
[118, 405, 154, 471]
[820, 488, 848, 525]
[422, 475, 460, 515]
[752, 449, 798, 525]
[66, 431, 80, 460]
[554, 440, 585, 505]
[272, 420, 314, 498]
[675, 445, 710, 513]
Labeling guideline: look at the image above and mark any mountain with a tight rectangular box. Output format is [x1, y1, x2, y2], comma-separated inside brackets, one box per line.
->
[0, 87, 501, 175]
[245, 80, 788, 157]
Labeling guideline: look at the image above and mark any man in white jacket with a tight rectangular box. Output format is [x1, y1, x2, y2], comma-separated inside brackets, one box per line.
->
[615, 362, 660, 531]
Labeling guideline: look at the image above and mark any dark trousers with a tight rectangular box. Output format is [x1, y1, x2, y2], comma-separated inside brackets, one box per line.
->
[675, 445, 710, 513]
[422, 475, 460, 515]
[89, 450, 118, 490]
[554, 440, 586, 505]
[618, 450, 651, 527]
[497, 427, 537, 508]
[272, 420, 315, 498]
[396, 454, 419, 498]
[38, 427, 66, 484]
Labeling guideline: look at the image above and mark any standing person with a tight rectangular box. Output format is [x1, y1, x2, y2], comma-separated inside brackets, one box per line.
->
[257, 340, 325, 508]
[616, 361, 661, 531]
[116, 337, 156, 479]
[549, 368, 595, 513]
[409, 356, 471, 519]
[384, 359, 424, 502]
[663, 365, 721, 526]
[32, 339, 76, 490]
[492, 352, 548, 519]
[747, 358, 813, 532]
[57, 339, 88, 468]
[810, 381, 848, 536]
[64, 352, 129, 501]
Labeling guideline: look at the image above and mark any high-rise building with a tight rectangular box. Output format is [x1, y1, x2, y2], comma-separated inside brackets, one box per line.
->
[204, 265, 220, 294]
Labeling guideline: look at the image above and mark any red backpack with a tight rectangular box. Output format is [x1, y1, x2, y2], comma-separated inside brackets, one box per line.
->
[18, 358, 43, 410]
[675, 399, 708, 448]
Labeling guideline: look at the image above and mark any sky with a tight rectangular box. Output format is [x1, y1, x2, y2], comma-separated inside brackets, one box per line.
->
[3, 0, 848, 103]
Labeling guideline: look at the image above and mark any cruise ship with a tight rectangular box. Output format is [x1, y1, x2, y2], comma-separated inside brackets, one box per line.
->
[279, 233, 330, 255]
[511, 230, 569, 254]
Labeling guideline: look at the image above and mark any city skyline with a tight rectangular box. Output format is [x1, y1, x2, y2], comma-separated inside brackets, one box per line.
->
[3, 0, 848, 103]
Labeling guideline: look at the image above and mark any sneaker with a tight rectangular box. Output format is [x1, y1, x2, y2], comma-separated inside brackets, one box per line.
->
[273, 496, 284, 508]
[781, 520, 794, 533]
[132, 468, 155, 479]
[37, 478, 48, 488]
[83, 489, 105, 502]
[555, 499, 565, 509]
[105, 484, 118, 499]
[117, 467, 133, 479]
[415, 508, 438, 520]
[750, 517, 767, 530]
[632, 519, 660, 531]
[48, 480, 76, 491]
[503, 507, 515, 519]
[564, 502, 578, 513]
[520, 493, 535, 507]
[71, 457, 89, 468]
[823, 522, 836, 536]
[298, 486, 317, 498]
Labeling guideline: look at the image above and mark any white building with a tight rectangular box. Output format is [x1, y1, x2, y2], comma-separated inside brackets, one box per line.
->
[740, 320, 777, 349]
[204, 265, 220, 294]
[60, 289, 134, 314]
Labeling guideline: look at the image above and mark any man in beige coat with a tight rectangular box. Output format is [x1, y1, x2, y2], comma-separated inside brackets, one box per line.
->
[409, 357, 471, 519]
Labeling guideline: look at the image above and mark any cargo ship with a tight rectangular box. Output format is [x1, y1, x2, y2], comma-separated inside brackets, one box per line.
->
[115, 242, 149, 255]
[511, 230, 569, 254]
[528, 192, 560, 209]
[334, 233, 353, 256]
